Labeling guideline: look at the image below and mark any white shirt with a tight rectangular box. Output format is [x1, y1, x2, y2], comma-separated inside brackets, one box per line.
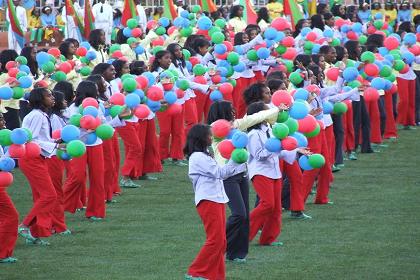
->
[136, 4, 147, 32]
[92, 2, 113, 28]
[6, 6, 27, 32]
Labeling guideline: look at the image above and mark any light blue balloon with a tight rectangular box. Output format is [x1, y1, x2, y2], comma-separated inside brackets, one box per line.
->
[322, 100, 334, 114]
[371, 77, 386, 90]
[146, 99, 161, 112]
[80, 41, 91, 49]
[61, 125, 80, 142]
[0, 87, 13, 99]
[214, 44, 227, 54]
[35, 52, 50, 65]
[323, 29, 334, 38]
[301, 27, 311, 37]
[85, 133, 97, 145]
[141, 72, 156, 87]
[403, 33, 416, 45]
[343, 67, 359, 82]
[298, 155, 313, 170]
[290, 132, 308, 148]
[210, 90, 223, 101]
[158, 17, 170, 28]
[19, 65, 31, 74]
[197, 16, 212, 30]
[164, 91, 177, 105]
[10, 128, 28, 144]
[257, 47, 270, 59]
[231, 131, 248, 148]
[18, 76, 33, 89]
[265, 137, 282, 153]
[85, 51, 97, 61]
[125, 93, 141, 108]
[293, 88, 309, 101]
[289, 101, 309, 120]
[0, 157, 15, 171]
[233, 61, 246, 72]
[378, 47, 389, 56]
[123, 27, 132, 37]
[134, 45, 145, 55]
[264, 27, 278, 40]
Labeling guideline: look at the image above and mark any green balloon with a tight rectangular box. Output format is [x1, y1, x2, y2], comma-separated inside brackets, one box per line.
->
[384, 73, 396, 82]
[227, 52, 240, 66]
[180, 27, 193, 37]
[0, 129, 12, 146]
[208, 26, 222, 37]
[289, 72, 303, 85]
[12, 87, 24, 99]
[80, 57, 89, 65]
[188, 14, 196, 21]
[333, 102, 348, 114]
[69, 114, 82, 127]
[66, 140, 86, 158]
[393, 59, 405, 71]
[15, 56, 27, 65]
[272, 123, 289, 140]
[110, 105, 124, 118]
[60, 54, 66, 62]
[231, 148, 249, 164]
[284, 118, 299, 134]
[121, 73, 134, 81]
[361, 51, 375, 63]
[127, 18, 138, 29]
[123, 78, 137, 93]
[53, 71, 67, 82]
[127, 37, 137, 45]
[23, 128, 32, 141]
[276, 45, 287, 55]
[155, 26, 166, 35]
[16, 72, 27, 79]
[373, 20, 383, 29]
[358, 35, 367, 45]
[283, 60, 294, 73]
[56, 149, 71, 161]
[389, 49, 401, 58]
[330, 38, 340, 46]
[152, 46, 164, 55]
[308, 153, 325, 168]
[346, 59, 355, 67]
[380, 65, 392, 77]
[347, 80, 361, 89]
[228, 79, 236, 87]
[214, 18, 226, 29]
[109, 44, 121, 54]
[42, 61, 55, 73]
[277, 110, 289, 123]
[226, 65, 234, 77]
[211, 32, 225, 44]
[304, 41, 314, 50]
[49, 54, 56, 64]
[177, 79, 190, 90]
[247, 50, 258, 61]
[80, 66, 91, 76]
[95, 124, 114, 140]
[193, 64, 207, 76]
[191, 5, 201, 13]
[304, 123, 320, 138]
[182, 49, 191, 60]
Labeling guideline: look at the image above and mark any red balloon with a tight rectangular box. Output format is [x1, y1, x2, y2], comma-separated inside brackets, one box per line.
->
[152, 38, 165, 47]
[282, 48, 297, 60]
[58, 62, 73, 74]
[162, 82, 174, 91]
[211, 119, 231, 139]
[5, 61, 16, 70]
[271, 17, 291, 31]
[8, 67, 19, 78]
[80, 115, 97, 130]
[384, 36, 399, 50]
[306, 84, 320, 95]
[52, 129, 61, 140]
[35, 80, 48, 88]
[335, 18, 346, 28]
[0, 171, 13, 187]
[6, 77, 17, 85]
[134, 104, 150, 119]
[25, 142, 41, 158]
[297, 115, 317, 133]
[281, 36, 295, 47]
[147, 20, 157, 30]
[211, 75, 222, 84]
[381, 22, 389, 30]
[189, 57, 200, 67]
[82, 97, 99, 108]
[364, 87, 380, 102]
[224, 41, 233, 52]
[167, 103, 183, 115]
[131, 27, 143, 37]
[9, 144, 26, 158]
[147, 86, 164, 101]
[326, 67, 340, 81]
[400, 64, 410, 74]
[347, 31, 358, 40]
[281, 137, 298, 151]
[215, 53, 228, 60]
[219, 83, 233, 96]
[110, 93, 125, 105]
[364, 63, 379, 77]
[218, 139, 235, 159]
[76, 47, 88, 57]
[254, 42, 267, 51]
[367, 25, 376, 34]
[167, 26, 177, 35]
[194, 76, 207, 85]
[272, 90, 293, 107]
[48, 48, 61, 58]
[111, 50, 123, 59]
[306, 32, 317, 42]
[136, 76, 149, 89]
[175, 89, 185, 99]
[408, 45, 420, 56]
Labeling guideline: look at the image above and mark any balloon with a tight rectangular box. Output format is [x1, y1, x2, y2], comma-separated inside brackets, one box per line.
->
[343, 67, 359, 82]
[393, 59, 405, 71]
[82, 97, 99, 108]
[0, 87, 13, 100]
[361, 51, 375, 63]
[289, 72, 304, 85]
[0, 171, 13, 186]
[211, 119, 231, 139]
[193, 64, 207, 76]
[281, 36, 294, 47]
[306, 31, 317, 42]
[293, 88, 309, 101]
[322, 100, 334, 114]
[363, 87, 380, 102]
[69, 114, 82, 127]
[364, 63, 379, 76]
[0, 157, 15, 172]
[297, 115, 317, 133]
[272, 123, 289, 140]
[15, 56, 28, 65]
[124, 93, 140, 108]
[82, 106, 98, 118]
[231, 131, 248, 148]
[403, 33, 416, 46]
[80, 66, 92, 76]
[214, 18, 226, 29]
[210, 90, 223, 101]
[304, 123, 320, 137]
[308, 154, 325, 168]
[257, 48, 270, 59]
[298, 155, 313, 170]
[384, 36, 400, 50]
[326, 67, 340, 81]
[265, 137, 282, 152]
[231, 148, 248, 164]
[218, 139, 235, 159]
[85, 51, 97, 61]
[271, 17, 290, 31]
[36, 52, 50, 65]
[197, 16, 212, 30]
[95, 124, 114, 140]
[211, 32, 225, 44]
[290, 132, 308, 148]
[214, 44, 227, 54]
[289, 101, 309, 120]
[8, 144, 26, 158]
[163, 91, 177, 105]
[227, 52, 240, 65]
[61, 125, 80, 142]
[41, 62, 55, 73]
[10, 128, 28, 145]
[219, 83, 233, 96]
[110, 93, 126, 105]
[147, 86, 164, 101]
[133, 104, 149, 119]
[247, 50, 258, 61]
[66, 140, 86, 158]
[122, 78, 136, 93]
[333, 102, 348, 114]
[25, 142, 41, 157]
[282, 48, 297, 60]
[281, 136, 298, 151]
[371, 77, 386, 90]
[80, 115, 98, 130]
[277, 110, 289, 122]
[284, 118, 299, 134]
[272, 90, 293, 107]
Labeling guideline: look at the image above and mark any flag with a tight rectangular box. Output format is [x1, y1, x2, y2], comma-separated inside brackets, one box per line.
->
[307, 0, 317, 16]
[65, 0, 84, 38]
[199, 0, 217, 13]
[121, 0, 137, 26]
[239, 0, 257, 24]
[84, 0, 95, 39]
[283, 0, 304, 30]
[7, 0, 25, 49]
[163, 0, 177, 20]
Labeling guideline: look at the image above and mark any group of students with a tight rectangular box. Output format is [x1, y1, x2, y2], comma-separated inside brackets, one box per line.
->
[0, 2, 418, 280]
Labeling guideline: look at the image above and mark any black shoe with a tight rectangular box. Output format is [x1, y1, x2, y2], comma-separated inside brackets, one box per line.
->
[290, 211, 312, 220]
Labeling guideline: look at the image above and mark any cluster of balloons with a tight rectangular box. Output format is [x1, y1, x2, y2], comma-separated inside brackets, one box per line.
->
[212, 120, 249, 164]
[0, 56, 35, 100]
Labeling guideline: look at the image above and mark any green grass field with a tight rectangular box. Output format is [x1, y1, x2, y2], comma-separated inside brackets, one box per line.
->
[1, 129, 419, 280]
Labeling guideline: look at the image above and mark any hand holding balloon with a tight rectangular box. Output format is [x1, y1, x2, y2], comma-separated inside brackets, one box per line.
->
[297, 147, 312, 156]
[118, 107, 132, 119]
[309, 108, 323, 116]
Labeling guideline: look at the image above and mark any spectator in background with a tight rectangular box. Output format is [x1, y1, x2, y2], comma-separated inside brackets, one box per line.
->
[136, 0, 147, 32]
[257, 7, 270, 31]
[358, 3, 370, 24]
[153, 7, 164, 21]
[267, 0, 283, 21]
[28, 8, 42, 45]
[40, 6, 56, 43]
[397, 2, 411, 24]
[92, 0, 113, 44]
[6, 0, 28, 53]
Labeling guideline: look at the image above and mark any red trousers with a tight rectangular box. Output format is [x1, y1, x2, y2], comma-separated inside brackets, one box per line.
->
[117, 122, 143, 178]
[111, 134, 121, 194]
[183, 98, 198, 137]
[252, 71, 265, 83]
[232, 77, 251, 119]
[302, 130, 332, 204]
[249, 175, 282, 245]
[0, 187, 18, 258]
[19, 156, 57, 237]
[384, 90, 398, 138]
[102, 137, 120, 200]
[46, 156, 67, 233]
[325, 125, 335, 166]
[396, 78, 416, 126]
[188, 200, 226, 280]
[156, 109, 185, 160]
[281, 160, 305, 211]
[137, 119, 162, 174]
[195, 90, 211, 123]
[365, 99, 382, 144]
[342, 103, 355, 152]
[63, 145, 106, 218]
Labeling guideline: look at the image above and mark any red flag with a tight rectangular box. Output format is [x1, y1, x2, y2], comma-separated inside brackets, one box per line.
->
[121, 0, 138, 26]
[84, 0, 95, 39]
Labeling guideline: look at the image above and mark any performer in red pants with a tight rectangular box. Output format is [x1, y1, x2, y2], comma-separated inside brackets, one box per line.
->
[342, 101, 357, 159]
[365, 98, 382, 144]
[384, 89, 398, 139]
[397, 77, 416, 128]
[137, 118, 163, 178]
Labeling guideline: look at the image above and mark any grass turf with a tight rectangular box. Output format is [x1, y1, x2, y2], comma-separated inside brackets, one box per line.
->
[0, 129, 419, 280]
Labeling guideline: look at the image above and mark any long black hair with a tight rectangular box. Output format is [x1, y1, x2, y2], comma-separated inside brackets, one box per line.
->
[234, 32, 246, 45]
[51, 90, 66, 116]
[53, 81, 74, 104]
[86, 74, 107, 101]
[246, 101, 267, 131]
[257, 7, 269, 24]
[207, 101, 235, 125]
[28, 87, 50, 111]
[191, 38, 210, 55]
[293, 19, 307, 37]
[243, 82, 269, 106]
[92, 62, 113, 75]
[334, 46, 346, 62]
[59, 41, 74, 60]
[316, 3, 328, 15]
[112, 59, 128, 78]
[150, 50, 170, 72]
[183, 124, 211, 159]
[311, 14, 325, 31]
[229, 5, 243, 19]
[74, 81, 98, 106]
[0, 49, 18, 73]
[89, 29, 105, 50]
[129, 60, 146, 75]
[167, 43, 186, 68]
[344, 40, 360, 60]
[20, 46, 38, 78]
[115, 29, 129, 44]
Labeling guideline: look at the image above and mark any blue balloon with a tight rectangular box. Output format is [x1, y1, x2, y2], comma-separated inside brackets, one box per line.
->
[85, 51, 97, 61]
[231, 131, 248, 148]
[214, 44, 227, 54]
[322, 100, 334, 114]
[290, 132, 308, 148]
[210, 90, 223, 101]
[85, 133, 97, 145]
[18, 76, 33, 89]
[341, 24, 350, 33]
[403, 33, 416, 45]
[197, 16, 212, 30]
[371, 77, 386, 90]
[186, 61, 192, 72]
[80, 41, 91, 49]
[383, 79, 392, 90]
[61, 125, 80, 142]
[227, 128, 239, 139]
[10, 128, 28, 144]
[312, 44, 321, 54]
[180, 10, 189, 18]
[294, 88, 309, 101]
[132, 89, 145, 100]
[134, 45, 145, 55]
[352, 22, 363, 33]
[390, 33, 401, 42]
[342, 86, 352, 92]
[265, 39, 275, 48]
[298, 155, 313, 170]
[146, 99, 161, 112]
[19, 65, 31, 74]
[141, 72, 156, 87]
[257, 48, 270, 59]
[164, 91, 177, 105]
[374, 60, 384, 70]
[275, 31, 285, 42]
[24, 91, 30, 100]
[218, 67, 228, 77]
[323, 29, 334, 38]
[343, 67, 359, 82]
[384, 54, 395, 63]
[289, 101, 309, 120]
[82, 106, 99, 117]
[158, 17, 170, 28]
[125, 93, 141, 108]
[0, 87, 13, 99]
[234, 45, 244, 55]
[0, 157, 15, 172]
[374, 12, 383, 19]
[301, 27, 311, 37]
[402, 51, 415, 64]
[217, 60, 230, 68]
[123, 27, 132, 38]
[378, 47, 389, 56]
[107, 59, 115, 64]
[59, 151, 72, 161]
[233, 61, 246, 72]
[264, 27, 278, 40]
[265, 137, 282, 153]
[173, 17, 184, 27]
[35, 52, 50, 65]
